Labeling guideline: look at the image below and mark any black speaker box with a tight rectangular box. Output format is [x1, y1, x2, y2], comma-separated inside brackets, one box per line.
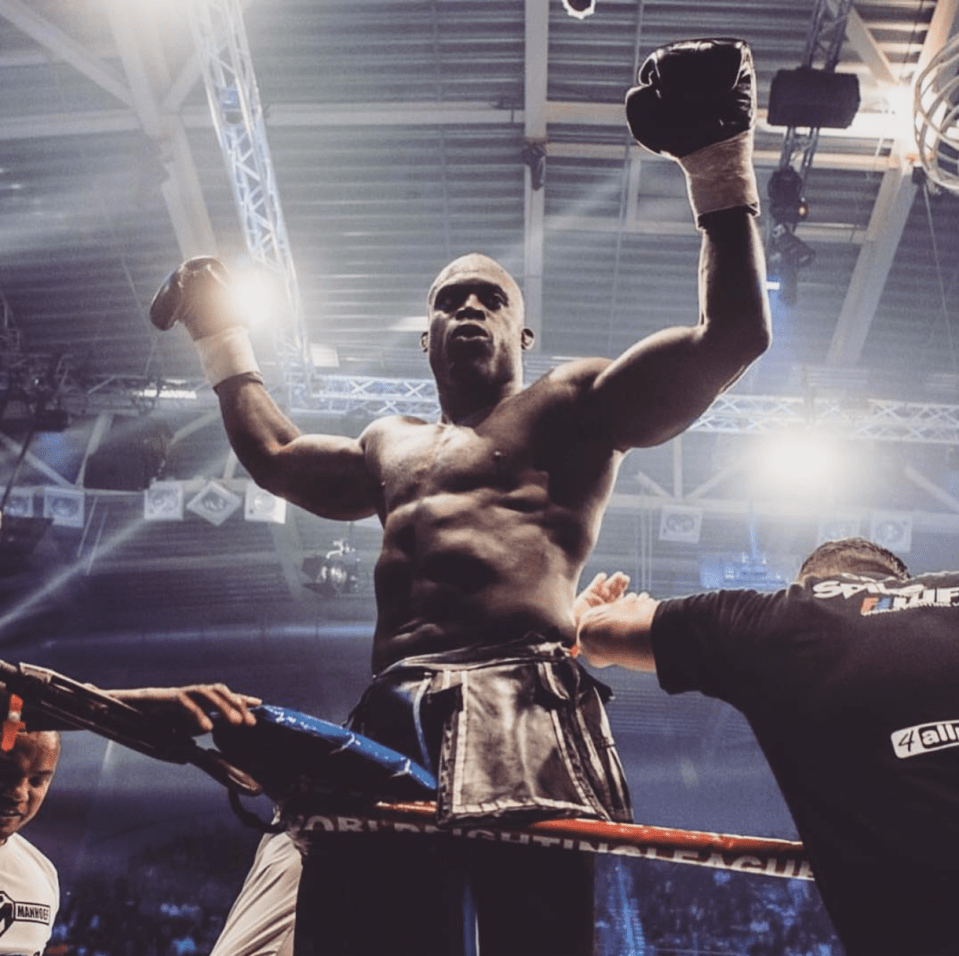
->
[768, 68, 860, 129]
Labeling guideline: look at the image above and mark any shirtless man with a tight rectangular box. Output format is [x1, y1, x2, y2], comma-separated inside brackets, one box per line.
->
[152, 37, 770, 956]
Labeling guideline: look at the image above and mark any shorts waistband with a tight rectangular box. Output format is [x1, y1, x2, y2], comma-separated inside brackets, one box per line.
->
[373, 633, 572, 679]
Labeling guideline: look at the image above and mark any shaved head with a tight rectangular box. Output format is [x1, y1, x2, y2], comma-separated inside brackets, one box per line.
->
[428, 254, 525, 318]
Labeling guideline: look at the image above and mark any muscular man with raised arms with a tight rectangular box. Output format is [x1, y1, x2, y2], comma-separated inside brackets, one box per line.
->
[153, 37, 771, 956]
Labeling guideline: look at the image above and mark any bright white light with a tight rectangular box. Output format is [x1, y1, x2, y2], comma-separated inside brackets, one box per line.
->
[752, 430, 842, 495]
[230, 264, 284, 331]
[884, 84, 920, 151]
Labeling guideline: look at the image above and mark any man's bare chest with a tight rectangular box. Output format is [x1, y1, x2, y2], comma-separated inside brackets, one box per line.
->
[377, 421, 532, 506]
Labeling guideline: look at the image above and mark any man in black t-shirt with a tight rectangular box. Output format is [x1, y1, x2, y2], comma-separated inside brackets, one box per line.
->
[575, 538, 959, 956]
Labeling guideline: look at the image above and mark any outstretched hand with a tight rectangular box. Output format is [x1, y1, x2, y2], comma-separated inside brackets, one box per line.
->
[575, 589, 659, 672]
[107, 684, 261, 735]
[573, 571, 632, 628]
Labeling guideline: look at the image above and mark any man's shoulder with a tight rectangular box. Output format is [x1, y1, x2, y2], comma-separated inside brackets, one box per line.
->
[533, 356, 611, 388]
[2, 834, 57, 884]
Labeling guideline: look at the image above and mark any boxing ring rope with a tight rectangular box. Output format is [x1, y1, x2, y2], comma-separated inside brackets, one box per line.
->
[290, 800, 813, 882]
[0, 663, 812, 886]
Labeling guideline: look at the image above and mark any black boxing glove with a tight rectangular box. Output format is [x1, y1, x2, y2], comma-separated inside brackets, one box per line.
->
[625, 38, 759, 223]
[149, 256, 261, 387]
[149, 256, 230, 331]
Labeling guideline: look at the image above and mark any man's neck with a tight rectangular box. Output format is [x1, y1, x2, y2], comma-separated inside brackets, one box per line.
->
[437, 379, 522, 426]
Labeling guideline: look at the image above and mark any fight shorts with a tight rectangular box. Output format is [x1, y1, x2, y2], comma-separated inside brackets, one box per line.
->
[301, 636, 632, 830]
[286, 637, 631, 956]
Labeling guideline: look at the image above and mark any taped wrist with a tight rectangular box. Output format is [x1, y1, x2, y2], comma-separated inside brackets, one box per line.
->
[677, 130, 760, 224]
[193, 326, 261, 387]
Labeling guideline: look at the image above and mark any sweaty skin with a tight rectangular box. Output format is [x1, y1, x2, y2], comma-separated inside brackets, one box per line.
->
[212, 214, 770, 672]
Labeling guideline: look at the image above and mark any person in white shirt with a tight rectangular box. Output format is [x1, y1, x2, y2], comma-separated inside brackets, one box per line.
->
[0, 728, 60, 956]
[0, 681, 260, 955]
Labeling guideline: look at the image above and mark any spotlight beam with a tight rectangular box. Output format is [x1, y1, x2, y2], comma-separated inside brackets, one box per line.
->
[0, 510, 146, 638]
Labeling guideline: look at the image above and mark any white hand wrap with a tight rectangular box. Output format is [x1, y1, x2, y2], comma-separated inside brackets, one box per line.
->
[193, 326, 261, 387]
[677, 130, 760, 222]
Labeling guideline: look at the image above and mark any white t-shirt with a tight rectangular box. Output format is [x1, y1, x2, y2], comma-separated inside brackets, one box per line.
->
[0, 834, 59, 956]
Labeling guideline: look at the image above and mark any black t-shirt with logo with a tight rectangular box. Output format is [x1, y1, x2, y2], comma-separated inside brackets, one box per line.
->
[654, 572, 959, 955]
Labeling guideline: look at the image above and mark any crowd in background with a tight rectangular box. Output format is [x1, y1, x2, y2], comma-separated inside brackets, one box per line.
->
[41, 827, 844, 956]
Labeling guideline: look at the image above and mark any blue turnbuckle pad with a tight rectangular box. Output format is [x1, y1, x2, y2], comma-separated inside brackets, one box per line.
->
[212, 704, 436, 806]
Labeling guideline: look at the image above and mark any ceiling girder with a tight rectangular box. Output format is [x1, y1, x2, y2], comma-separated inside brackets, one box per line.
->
[102, 0, 219, 259]
[0, 0, 132, 107]
[522, 0, 549, 340]
[825, 0, 959, 365]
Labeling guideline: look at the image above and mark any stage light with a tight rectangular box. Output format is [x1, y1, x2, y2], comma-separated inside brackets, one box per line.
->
[244, 483, 287, 524]
[42, 487, 85, 529]
[302, 540, 360, 596]
[186, 480, 242, 527]
[870, 512, 912, 553]
[144, 481, 184, 522]
[768, 168, 809, 226]
[84, 418, 173, 492]
[767, 225, 816, 307]
[659, 506, 703, 544]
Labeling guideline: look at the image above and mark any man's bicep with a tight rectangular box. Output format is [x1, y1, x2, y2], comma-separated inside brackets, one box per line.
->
[215, 376, 380, 520]
[586, 326, 741, 449]
[270, 434, 380, 520]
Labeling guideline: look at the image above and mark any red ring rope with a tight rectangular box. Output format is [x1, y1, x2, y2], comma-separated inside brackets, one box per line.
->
[286, 800, 812, 881]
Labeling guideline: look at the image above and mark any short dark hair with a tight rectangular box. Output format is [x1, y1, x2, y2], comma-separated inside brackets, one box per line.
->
[798, 537, 909, 581]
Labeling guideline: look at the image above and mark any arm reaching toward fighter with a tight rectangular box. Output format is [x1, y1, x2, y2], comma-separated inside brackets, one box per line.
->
[574, 578, 660, 672]
[572, 571, 632, 623]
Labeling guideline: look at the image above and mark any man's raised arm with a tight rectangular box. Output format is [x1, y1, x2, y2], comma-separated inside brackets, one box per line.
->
[589, 39, 771, 450]
[149, 258, 379, 520]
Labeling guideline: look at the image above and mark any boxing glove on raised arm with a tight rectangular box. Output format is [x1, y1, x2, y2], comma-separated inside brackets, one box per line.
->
[625, 38, 759, 223]
[149, 256, 261, 387]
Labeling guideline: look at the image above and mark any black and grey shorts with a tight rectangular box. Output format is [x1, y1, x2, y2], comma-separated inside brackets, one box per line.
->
[347, 637, 632, 827]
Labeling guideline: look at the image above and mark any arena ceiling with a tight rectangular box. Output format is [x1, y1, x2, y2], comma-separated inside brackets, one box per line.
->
[0, 0, 958, 660]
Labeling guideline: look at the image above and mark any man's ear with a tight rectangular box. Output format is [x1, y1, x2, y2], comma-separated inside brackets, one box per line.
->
[420, 330, 429, 352]
[521, 328, 535, 351]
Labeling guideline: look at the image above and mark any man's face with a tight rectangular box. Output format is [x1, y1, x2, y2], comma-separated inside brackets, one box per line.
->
[422, 255, 532, 388]
[0, 732, 59, 843]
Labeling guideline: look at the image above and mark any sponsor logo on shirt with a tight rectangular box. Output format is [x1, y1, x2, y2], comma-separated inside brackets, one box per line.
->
[892, 720, 959, 758]
[811, 579, 959, 615]
[0, 890, 51, 940]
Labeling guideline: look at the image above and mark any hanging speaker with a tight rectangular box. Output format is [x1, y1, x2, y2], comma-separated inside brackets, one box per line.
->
[768, 69, 860, 129]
